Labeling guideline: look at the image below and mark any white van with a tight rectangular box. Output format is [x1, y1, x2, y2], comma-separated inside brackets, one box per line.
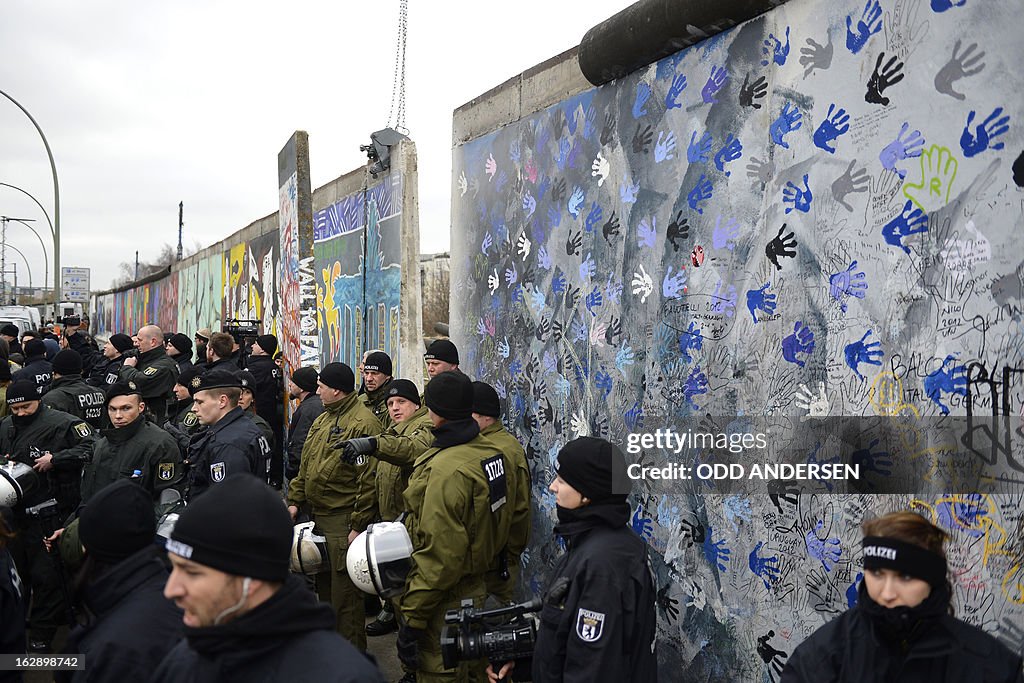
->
[0, 306, 39, 336]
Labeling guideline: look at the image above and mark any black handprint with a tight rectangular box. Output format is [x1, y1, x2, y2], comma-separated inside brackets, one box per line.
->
[604, 317, 622, 346]
[523, 411, 538, 431]
[739, 73, 768, 109]
[680, 518, 706, 547]
[865, 52, 905, 106]
[540, 398, 553, 425]
[535, 316, 551, 342]
[667, 211, 690, 252]
[551, 177, 567, 203]
[565, 286, 582, 310]
[565, 229, 582, 256]
[633, 123, 654, 154]
[601, 112, 616, 147]
[552, 319, 565, 342]
[657, 584, 680, 623]
[765, 224, 798, 270]
[602, 211, 621, 245]
[520, 262, 537, 286]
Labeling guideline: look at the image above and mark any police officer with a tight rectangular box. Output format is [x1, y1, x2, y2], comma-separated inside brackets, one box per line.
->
[489, 437, 657, 683]
[41, 349, 107, 429]
[11, 339, 52, 396]
[360, 350, 394, 427]
[59, 315, 97, 376]
[165, 333, 194, 373]
[0, 380, 96, 652]
[204, 332, 239, 373]
[423, 339, 461, 379]
[0, 324, 22, 357]
[397, 371, 512, 682]
[472, 381, 531, 604]
[119, 325, 179, 423]
[238, 370, 274, 447]
[286, 362, 380, 651]
[284, 367, 322, 480]
[246, 334, 283, 484]
[184, 370, 270, 501]
[163, 365, 205, 459]
[87, 333, 133, 388]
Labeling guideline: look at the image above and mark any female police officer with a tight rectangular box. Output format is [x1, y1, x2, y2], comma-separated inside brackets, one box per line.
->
[489, 436, 657, 682]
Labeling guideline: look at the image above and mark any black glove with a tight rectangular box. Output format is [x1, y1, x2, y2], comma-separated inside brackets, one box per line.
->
[396, 624, 423, 670]
[339, 437, 377, 464]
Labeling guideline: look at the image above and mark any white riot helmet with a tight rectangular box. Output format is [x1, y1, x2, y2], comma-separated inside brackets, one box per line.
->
[346, 521, 413, 598]
[290, 522, 330, 575]
[0, 461, 39, 508]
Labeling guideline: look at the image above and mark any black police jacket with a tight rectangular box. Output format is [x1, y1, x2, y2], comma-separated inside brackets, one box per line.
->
[173, 356, 193, 373]
[0, 547, 25, 683]
[285, 393, 323, 479]
[782, 584, 1024, 683]
[205, 357, 239, 374]
[56, 546, 182, 683]
[246, 355, 282, 433]
[163, 398, 204, 459]
[184, 407, 270, 501]
[41, 376, 107, 429]
[118, 346, 178, 423]
[11, 356, 52, 396]
[532, 502, 658, 683]
[66, 331, 98, 376]
[86, 355, 124, 388]
[149, 574, 385, 683]
[80, 415, 182, 504]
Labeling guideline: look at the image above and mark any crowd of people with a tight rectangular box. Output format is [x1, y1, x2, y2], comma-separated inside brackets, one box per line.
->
[0, 318, 1020, 682]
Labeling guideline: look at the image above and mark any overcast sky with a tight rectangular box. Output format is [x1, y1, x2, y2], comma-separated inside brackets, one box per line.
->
[0, 0, 629, 291]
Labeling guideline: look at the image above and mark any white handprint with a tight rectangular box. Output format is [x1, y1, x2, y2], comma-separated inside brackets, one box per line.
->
[571, 410, 590, 437]
[487, 268, 499, 294]
[794, 382, 830, 420]
[631, 264, 654, 303]
[516, 233, 532, 259]
[592, 153, 610, 187]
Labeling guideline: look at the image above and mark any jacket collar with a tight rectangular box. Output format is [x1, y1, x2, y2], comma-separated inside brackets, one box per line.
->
[139, 345, 168, 363]
[101, 414, 147, 443]
[210, 406, 247, 434]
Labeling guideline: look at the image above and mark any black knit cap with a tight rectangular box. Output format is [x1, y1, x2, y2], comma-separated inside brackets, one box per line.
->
[555, 437, 631, 502]
[24, 339, 46, 359]
[0, 324, 18, 337]
[169, 333, 192, 355]
[79, 480, 156, 563]
[471, 381, 501, 418]
[424, 370, 473, 421]
[108, 333, 135, 353]
[386, 379, 421, 406]
[319, 362, 354, 392]
[105, 380, 142, 401]
[167, 473, 292, 581]
[424, 339, 459, 364]
[193, 369, 242, 393]
[237, 370, 256, 391]
[291, 366, 319, 393]
[255, 334, 278, 356]
[6, 380, 40, 405]
[363, 351, 393, 377]
[51, 349, 83, 376]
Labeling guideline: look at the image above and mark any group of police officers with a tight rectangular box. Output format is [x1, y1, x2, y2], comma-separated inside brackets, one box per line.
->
[0, 319, 656, 682]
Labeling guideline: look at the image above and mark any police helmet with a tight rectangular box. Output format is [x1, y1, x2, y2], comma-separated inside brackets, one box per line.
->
[346, 521, 413, 598]
[0, 461, 39, 508]
[290, 521, 330, 575]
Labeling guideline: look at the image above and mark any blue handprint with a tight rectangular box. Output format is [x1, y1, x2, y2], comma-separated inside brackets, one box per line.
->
[828, 260, 867, 312]
[846, 572, 863, 608]
[879, 122, 924, 178]
[688, 130, 713, 163]
[683, 366, 709, 409]
[616, 343, 635, 372]
[620, 174, 640, 204]
[813, 103, 850, 154]
[584, 203, 602, 233]
[712, 281, 737, 318]
[761, 26, 791, 66]
[805, 520, 842, 571]
[782, 321, 815, 367]
[770, 102, 802, 148]
[702, 65, 729, 104]
[665, 72, 687, 109]
[746, 282, 777, 323]
[633, 82, 652, 119]
[663, 266, 688, 299]
[688, 174, 713, 214]
[846, 0, 883, 54]
[749, 541, 781, 589]
[851, 438, 893, 476]
[494, 378, 507, 399]
[931, 0, 967, 12]
[605, 274, 623, 304]
[655, 130, 677, 163]
[637, 217, 657, 248]
[579, 253, 596, 281]
[585, 285, 602, 316]
[624, 401, 644, 430]
[538, 245, 552, 270]
[844, 329, 883, 380]
[594, 369, 614, 399]
[960, 107, 1009, 158]
[724, 495, 752, 531]
[481, 232, 493, 255]
[556, 137, 571, 170]
[924, 354, 967, 415]
[551, 272, 567, 295]
[504, 263, 518, 286]
[497, 336, 510, 359]
[568, 185, 585, 218]
[712, 215, 740, 250]
[713, 134, 743, 174]
[679, 322, 704, 363]
[702, 525, 731, 572]
[547, 206, 562, 229]
[882, 200, 929, 254]
[522, 192, 536, 217]
[631, 504, 654, 540]
[529, 288, 546, 312]
[936, 494, 986, 538]
[509, 140, 521, 163]
[782, 174, 813, 214]
[582, 106, 597, 140]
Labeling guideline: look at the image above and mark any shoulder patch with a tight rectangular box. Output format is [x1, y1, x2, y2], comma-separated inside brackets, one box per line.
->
[576, 608, 605, 642]
[73, 422, 92, 438]
[481, 453, 507, 512]
[210, 461, 226, 482]
[143, 366, 158, 376]
[158, 462, 175, 480]
[183, 412, 199, 428]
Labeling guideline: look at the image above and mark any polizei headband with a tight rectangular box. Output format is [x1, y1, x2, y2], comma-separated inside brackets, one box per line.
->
[862, 536, 947, 587]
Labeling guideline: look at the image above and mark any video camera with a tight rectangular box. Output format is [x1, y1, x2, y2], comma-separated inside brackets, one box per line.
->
[440, 597, 541, 674]
[223, 318, 262, 368]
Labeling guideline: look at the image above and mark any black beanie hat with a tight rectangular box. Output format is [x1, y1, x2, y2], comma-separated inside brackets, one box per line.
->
[79, 480, 156, 563]
[167, 473, 292, 581]
[255, 334, 278, 357]
[363, 351, 393, 376]
[176, 365, 205, 393]
[319, 362, 355, 392]
[291, 366, 319, 393]
[555, 437, 630, 502]
[24, 338, 46, 359]
[386, 379, 421, 406]
[169, 333, 193, 356]
[0, 324, 18, 337]
[109, 333, 135, 353]
[6, 380, 40, 405]
[52, 349, 83, 376]
[471, 381, 501, 418]
[105, 380, 142, 402]
[424, 371, 473, 421]
[424, 339, 459, 365]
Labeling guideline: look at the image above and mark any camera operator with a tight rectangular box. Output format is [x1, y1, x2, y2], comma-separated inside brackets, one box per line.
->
[488, 437, 657, 683]
[119, 325, 179, 423]
[86, 333, 134, 388]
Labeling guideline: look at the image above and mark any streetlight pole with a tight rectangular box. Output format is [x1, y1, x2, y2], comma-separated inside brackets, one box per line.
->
[0, 89, 60, 320]
[2, 243, 34, 296]
[4, 217, 48, 292]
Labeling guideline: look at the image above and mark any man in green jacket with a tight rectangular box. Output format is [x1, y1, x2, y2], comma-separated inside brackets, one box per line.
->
[397, 371, 512, 682]
[42, 349, 107, 429]
[286, 362, 380, 651]
[119, 324, 179, 423]
[360, 350, 394, 429]
[472, 381, 532, 604]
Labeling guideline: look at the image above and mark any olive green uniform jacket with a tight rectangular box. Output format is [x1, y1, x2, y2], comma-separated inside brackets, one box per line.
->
[373, 406, 434, 521]
[80, 415, 183, 504]
[480, 421, 532, 602]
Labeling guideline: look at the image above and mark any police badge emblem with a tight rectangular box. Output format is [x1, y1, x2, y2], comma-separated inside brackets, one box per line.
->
[210, 462, 226, 482]
[158, 462, 174, 480]
[128, 381, 137, 390]
[73, 423, 92, 438]
[576, 608, 605, 642]
[143, 366, 158, 376]
[183, 412, 199, 427]
[355, 455, 367, 467]
[190, 376, 202, 389]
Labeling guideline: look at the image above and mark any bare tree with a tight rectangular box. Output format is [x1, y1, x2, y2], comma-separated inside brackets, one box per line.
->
[111, 241, 202, 287]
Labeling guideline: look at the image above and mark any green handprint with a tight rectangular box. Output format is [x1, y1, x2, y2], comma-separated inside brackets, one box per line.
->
[903, 144, 958, 213]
